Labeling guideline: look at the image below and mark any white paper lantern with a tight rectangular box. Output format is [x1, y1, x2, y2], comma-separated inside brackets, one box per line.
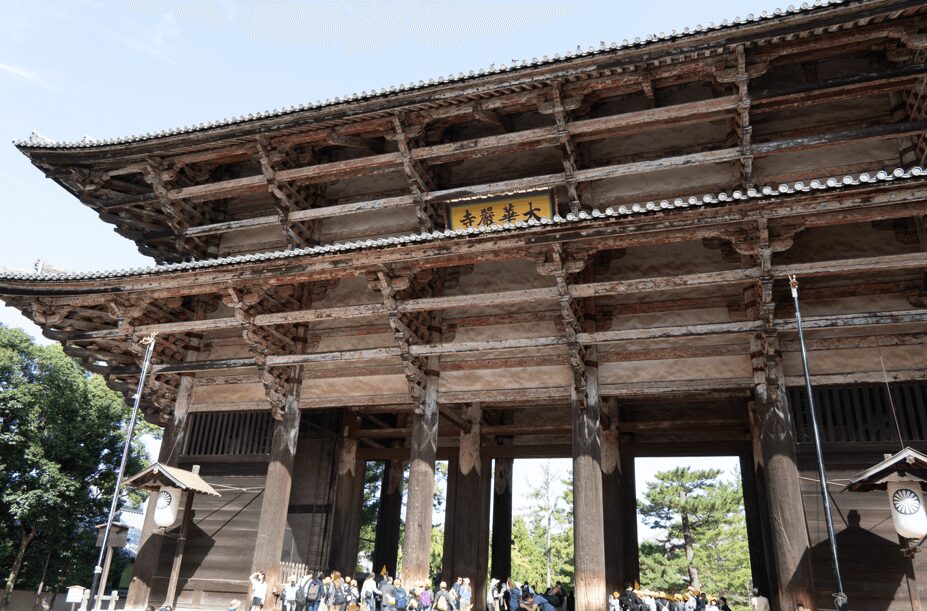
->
[152, 486, 182, 528]
[887, 482, 927, 539]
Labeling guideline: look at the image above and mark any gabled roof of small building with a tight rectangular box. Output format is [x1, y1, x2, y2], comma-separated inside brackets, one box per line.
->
[11, 0, 877, 151]
[847, 447, 927, 491]
[123, 463, 220, 496]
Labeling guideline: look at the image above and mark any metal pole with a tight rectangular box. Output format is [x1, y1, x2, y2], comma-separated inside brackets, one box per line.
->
[789, 276, 848, 611]
[86, 333, 158, 611]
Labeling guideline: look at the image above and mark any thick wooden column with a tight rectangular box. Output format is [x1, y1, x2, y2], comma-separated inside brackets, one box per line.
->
[475, 456, 493, 611]
[740, 453, 773, 597]
[490, 458, 513, 581]
[444, 406, 489, 607]
[372, 458, 404, 576]
[442, 454, 459, 581]
[748, 251, 815, 610]
[329, 416, 365, 574]
[601, 403, 625, 594]
[251, 388, 303, 592]
[401, 352, 441, 587]
[572, 343, 607, 611]
[619, 449, 639, 585]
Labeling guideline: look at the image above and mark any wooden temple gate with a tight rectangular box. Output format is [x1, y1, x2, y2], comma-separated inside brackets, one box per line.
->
[3, 1, 927, 608]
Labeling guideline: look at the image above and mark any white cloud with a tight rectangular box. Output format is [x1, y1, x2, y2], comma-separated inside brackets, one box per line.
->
[0, 62, 38, 80]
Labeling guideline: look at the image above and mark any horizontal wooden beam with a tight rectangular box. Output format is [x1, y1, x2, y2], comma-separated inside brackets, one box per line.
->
[58, 251, 927, 343]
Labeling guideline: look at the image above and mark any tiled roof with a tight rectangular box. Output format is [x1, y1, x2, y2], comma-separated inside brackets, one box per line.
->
[0, 166, 921, 283]
[14, 0, 854, 150]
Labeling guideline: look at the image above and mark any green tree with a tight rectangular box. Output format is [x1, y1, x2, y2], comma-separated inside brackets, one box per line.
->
[638, 466, 749, 602]
[0, 327, 150, 609]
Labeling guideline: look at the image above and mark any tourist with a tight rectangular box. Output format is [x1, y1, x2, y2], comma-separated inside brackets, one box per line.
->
[361, 573, 381, 611]
[394, 579, 408, 611]
[695, 593, 707, 611]
[435, 582, 454, 611]
[249, 572, 268, 611]
[304, 572, 324, 611]
[705, 599, 719, 611]
[718, 597, 731, 611]
[459, 578, 472, 611]
[421, 582, 433, 611]
[451, 578, 463, 610]
[283, 578, 299, 611]
[750, 589, 770, 611]
[641, 589, 656, 611]
[328, 571, 350, 611]
[382, 575, 398, 611]
[654, 593, 670, 611]
[349, 578, 361, 610]
[225, 600, 242, 611]
[320, 575, 333, 611]
[609, 591, 622, 611]
[507, 580, 520, 611]
[618, 582, 644, 611]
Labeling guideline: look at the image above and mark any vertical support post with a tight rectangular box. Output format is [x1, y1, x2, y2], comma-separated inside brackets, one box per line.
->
[329, 416, 365, 574]
[402, 352, 441, 588]
[164, 468, 198, 609]
[475, 456, 493, 611]
[445, 406, 488, 608]
[739, 454, 772, 596]
[619, 450, 639, 584]
[490, 458, 514, 581]
[751, 330, 816, 610]
[252, 389, 302, 593]
[94, 547, 114, 611]
[601, 402, 625, 594]
[572, 342, 606, 611]
[442, 455, 459, 582]
[372, 459, 404, 576]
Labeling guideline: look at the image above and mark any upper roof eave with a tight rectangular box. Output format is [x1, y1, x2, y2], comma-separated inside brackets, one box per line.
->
[12, 0, 903, 158]
[0, 165, 921, 293]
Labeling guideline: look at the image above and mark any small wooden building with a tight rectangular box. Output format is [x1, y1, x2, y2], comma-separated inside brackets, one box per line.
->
[2, 1, 927, 609]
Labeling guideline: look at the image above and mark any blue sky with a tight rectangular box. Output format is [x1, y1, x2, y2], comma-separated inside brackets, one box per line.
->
[1, 0, 762, 540]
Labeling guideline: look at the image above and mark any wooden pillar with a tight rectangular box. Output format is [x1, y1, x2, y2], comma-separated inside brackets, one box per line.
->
[490, 458, 513, 581]
[619, 449, 639, 584]
[572, 343, 607, 611]
[601, 404, 625, 594]
[748, 256, 815, 611]
[329, 415, 365, 575]
[475, 456, 493, 611]
[740, 453, 772, 597]
[251, 389, 303, 592]
[401, 352, 441, 587]
[752, 339, 816, 611]
[442, 455, 459, 581]
[163, 469, 198, 609]
[372, 459, 404, 577]
[444, 406, 489, 608]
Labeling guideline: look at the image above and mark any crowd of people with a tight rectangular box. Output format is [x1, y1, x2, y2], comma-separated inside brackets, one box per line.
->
[609, 583, 770, 611]
[240, 571, 569, 611]
[235, 571, 765, 611]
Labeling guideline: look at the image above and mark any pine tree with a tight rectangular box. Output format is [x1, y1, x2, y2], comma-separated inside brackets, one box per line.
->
[638, 467, 743, 591]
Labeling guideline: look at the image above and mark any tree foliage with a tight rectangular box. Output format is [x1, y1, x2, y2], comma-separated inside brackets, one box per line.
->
[0, 327, 151, 608]
[638, 467, 751, 605]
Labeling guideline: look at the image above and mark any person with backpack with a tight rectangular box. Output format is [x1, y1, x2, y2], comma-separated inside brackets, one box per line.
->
[394, 579, 408, 611]
[381, 577, 398, 611]
[301, 573, 324, 611]
[435, 582, 454, 611]
[618, 582, 643, 611]
[507, 581, 521, 611]
[348, 578, 361, 611]
[421, 582, 433, 611]
[360, 574, 380, 611]
[328, 571, 350, 611]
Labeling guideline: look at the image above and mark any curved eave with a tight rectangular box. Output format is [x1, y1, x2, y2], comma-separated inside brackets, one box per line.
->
[14, 0, 918, 164]
[0, 166, 923, 298]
